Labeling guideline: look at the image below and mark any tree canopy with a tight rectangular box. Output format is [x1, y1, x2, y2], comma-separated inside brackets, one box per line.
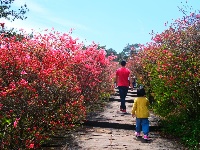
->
[0, 0, 29, 21]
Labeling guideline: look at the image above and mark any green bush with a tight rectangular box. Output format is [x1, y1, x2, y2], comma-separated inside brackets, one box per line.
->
[160, 113, 200, 150]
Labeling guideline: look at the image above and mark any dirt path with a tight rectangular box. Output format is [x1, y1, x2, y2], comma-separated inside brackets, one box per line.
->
[42, 88, 187, 150]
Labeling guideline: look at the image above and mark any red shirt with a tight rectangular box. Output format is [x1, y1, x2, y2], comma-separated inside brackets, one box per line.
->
[116, 67, 130, 87]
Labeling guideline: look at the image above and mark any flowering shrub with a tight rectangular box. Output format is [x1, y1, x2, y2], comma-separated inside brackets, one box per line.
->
[129, 12, 200, 148]
[0, 29, 116, 149]
[72, 44, 117, 108]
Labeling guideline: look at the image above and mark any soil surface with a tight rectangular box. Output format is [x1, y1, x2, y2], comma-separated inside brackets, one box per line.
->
[42, 88, 187, 150]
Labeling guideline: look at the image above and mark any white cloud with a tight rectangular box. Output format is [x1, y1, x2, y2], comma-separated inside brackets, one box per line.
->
[2, 19, 48, 34]
[1, 0, 102, 46]
[43, 15, 103, 37]
[46, 17, 89, 31]
[11, 1, 92, 33]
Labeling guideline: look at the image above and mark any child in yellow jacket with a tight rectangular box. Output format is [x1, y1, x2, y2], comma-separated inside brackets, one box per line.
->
[132, 88, 150, 140]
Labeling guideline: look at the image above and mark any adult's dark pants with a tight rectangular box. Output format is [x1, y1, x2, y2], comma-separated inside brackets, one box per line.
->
[118, 86, 129, 110]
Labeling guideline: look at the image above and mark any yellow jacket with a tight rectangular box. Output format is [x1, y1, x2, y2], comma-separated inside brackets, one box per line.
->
[132, 97, 150, 118]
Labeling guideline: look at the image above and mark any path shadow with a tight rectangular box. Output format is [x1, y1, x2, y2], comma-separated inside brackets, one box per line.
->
[113, 93, 137, 97]
[41, 132, 82, 149]
[135, 136, 153, 143]
[83, 120, 162, 131]
[109, 97, 134, 103]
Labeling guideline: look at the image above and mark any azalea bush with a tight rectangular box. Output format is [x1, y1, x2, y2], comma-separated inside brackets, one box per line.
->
[129, 12, 200, 149]
[72, 44, 117, 110]
[0, 29, 116, 149]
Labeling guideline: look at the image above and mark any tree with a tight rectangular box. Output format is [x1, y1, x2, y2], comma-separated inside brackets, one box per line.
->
[105, 48, 117, 56]
[117, 43, 140, 62]
[0, 0, 29, 21]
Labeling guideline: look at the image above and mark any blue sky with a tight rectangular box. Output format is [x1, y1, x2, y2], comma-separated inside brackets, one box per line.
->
[2, 0, 200, 53]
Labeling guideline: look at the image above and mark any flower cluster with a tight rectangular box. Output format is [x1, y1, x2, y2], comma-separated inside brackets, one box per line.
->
[0, 29, 117, 149]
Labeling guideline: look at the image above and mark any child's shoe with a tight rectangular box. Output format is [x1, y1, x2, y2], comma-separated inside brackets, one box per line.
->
[120, 106, 123, 111]
[135, 132, 141, 137]
[143, 135, 149, 141]
[121, 109, 127, 113]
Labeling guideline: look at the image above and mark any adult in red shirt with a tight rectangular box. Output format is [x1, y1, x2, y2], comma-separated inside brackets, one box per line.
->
[116, 60, 133, 113]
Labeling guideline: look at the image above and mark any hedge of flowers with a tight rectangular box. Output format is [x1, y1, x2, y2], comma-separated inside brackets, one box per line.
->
[128, 13, 200, 149]
[0, 29, 117, 149]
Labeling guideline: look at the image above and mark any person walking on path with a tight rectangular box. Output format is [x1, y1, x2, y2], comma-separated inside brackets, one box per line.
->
[132, 87, 150, 141]
[116, 60, 133, 113]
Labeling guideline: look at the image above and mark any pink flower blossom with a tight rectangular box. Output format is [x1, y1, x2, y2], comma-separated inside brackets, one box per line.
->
[13, 121, 17, 128]
[153, 34, 162, 43]
[196, 14, 200, 19]
[21, 70, 27, 75]
[29, 143, 34, 149]
[19, 79, 28, 86]
[9, 82, 16, 89]
[162, 49, 168, 53]
[14, 118, 20, 128]
[0, 91, 7, 97]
